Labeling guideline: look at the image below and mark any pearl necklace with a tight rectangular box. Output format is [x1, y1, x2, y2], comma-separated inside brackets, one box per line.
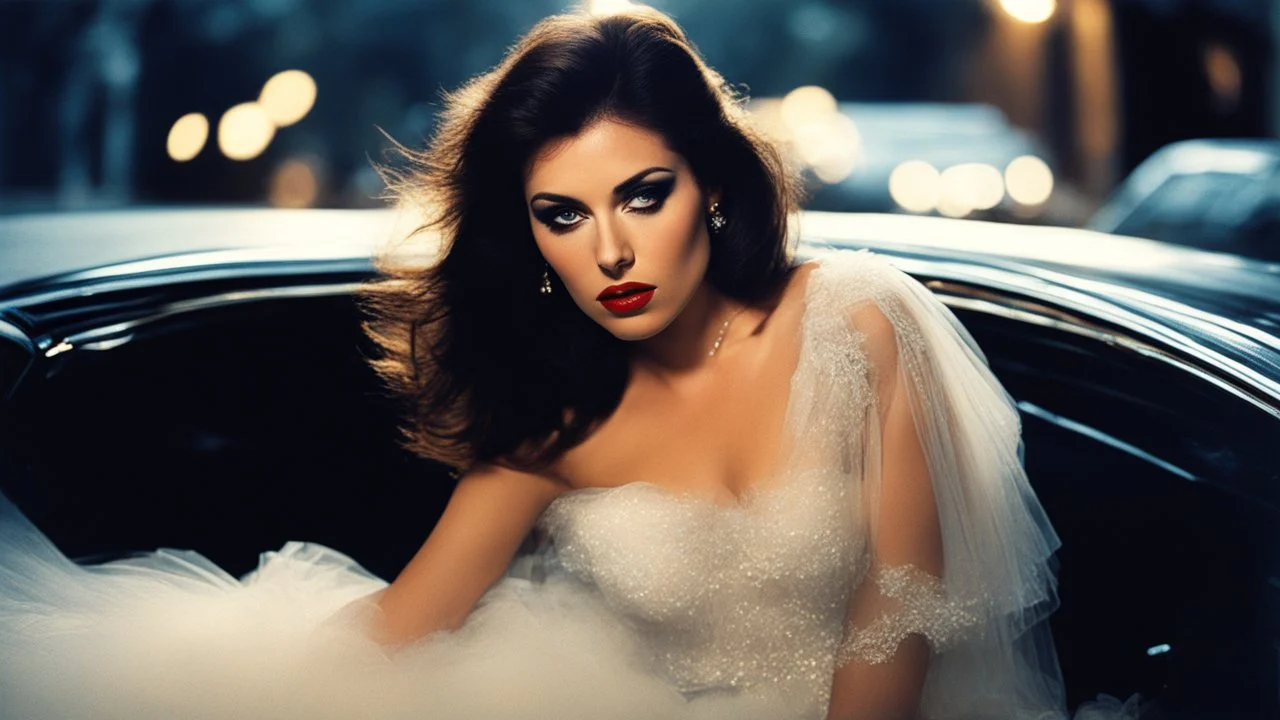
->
[709, 304, 748, 357]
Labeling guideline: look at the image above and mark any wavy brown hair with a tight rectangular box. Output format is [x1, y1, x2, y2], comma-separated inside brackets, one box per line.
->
[359, 6, 802, 477]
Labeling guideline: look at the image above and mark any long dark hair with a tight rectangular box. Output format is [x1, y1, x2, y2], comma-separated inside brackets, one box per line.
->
[359, 6, 802, 476]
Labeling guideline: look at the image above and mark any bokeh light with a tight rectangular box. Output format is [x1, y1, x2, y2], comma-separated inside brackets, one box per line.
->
[258, 70, 317, 127]
[781, 86, 838, 132]
[1000, 0, 1056, 24]
[268, 157, 321, 208]
[776, 86, 860, 184]
[166, 113, 209, 162]
[941, 163, 1005, 212]
[794, 113, 862, 184]
[746, 98, 788, 144]
[888, 160, 942, 213]
[1004, 155, 1054, 206]
[217, 102, 275, 161]
[936, 193, 974, 219]
[1203, 43, 1242, 109]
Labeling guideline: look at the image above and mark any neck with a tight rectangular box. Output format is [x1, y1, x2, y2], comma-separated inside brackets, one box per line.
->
[634, 280, 742, 376]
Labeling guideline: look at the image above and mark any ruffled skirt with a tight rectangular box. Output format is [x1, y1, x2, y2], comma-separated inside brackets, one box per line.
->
[0, 493, 804, 720]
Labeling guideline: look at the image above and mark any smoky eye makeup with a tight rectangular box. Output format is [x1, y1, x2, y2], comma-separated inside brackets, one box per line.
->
[531, 174, 677, 232]
[625, 176, 675, 213]
[532, 204, 586, 232]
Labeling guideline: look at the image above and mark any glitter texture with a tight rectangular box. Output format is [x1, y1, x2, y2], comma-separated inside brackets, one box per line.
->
[835, 563, 984, 666]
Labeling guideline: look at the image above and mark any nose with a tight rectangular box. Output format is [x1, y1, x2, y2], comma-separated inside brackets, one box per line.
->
[595, 214, 634, 278]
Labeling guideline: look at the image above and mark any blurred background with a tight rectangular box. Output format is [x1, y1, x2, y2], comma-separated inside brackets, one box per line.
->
[0, 0, 1278, 256]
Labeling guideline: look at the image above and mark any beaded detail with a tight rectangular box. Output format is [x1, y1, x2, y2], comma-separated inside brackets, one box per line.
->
[539, 468, 858, 707]
[834, 564, 984, 666]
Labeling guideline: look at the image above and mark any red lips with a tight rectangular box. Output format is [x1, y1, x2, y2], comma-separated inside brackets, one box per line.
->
[597, 282, 656, 314]
[596, 282, 656, 301]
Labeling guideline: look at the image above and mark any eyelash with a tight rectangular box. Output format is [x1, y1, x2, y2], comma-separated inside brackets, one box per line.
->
[537, 181, 672, 233]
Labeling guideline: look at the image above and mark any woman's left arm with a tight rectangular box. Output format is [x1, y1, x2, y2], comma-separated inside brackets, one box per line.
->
[825, 301, 943, 720]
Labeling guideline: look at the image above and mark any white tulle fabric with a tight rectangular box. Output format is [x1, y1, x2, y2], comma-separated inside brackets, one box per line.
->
[0, 248, 1137, 719]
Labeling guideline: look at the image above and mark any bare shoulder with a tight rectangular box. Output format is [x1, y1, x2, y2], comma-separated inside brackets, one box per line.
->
[848, 298, 899, 377]
[800, 252, 897, 354]
[789, 258, 822, 298]
[456, 460, 569, 507]
[797, 252, 903, 393]
[771, 258, 822, 323]
[840, 278, 903, 412]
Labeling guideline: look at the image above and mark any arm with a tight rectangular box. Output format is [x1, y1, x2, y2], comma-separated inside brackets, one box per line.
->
[814, 249, 1065, 720]
[826, 301, 944, 720]
[368, 462, 565, 647]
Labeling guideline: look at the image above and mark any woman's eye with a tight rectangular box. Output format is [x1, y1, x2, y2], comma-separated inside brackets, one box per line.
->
[626, 181, 673, 213]
[628, 191, 658, 210]
[553, 209, 582, 226]
[536, 207, 584, 231]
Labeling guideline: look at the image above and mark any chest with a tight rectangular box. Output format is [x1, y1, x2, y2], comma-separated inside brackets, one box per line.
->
[539, 472, 860, 627]
[554, 312, 805, 504]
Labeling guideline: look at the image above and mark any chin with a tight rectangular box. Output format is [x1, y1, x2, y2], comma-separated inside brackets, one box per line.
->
[598, 312, 672, 342]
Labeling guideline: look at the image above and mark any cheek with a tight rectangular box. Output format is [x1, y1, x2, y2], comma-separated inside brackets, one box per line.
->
[651, 193, 707, 261]
[662, 206, 710, 286]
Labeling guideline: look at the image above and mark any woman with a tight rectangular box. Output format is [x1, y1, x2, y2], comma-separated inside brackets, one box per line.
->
[0, 6, 1140, 720]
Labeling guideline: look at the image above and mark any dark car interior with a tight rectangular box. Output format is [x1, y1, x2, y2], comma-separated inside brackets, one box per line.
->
[1, 280, 1277, 719]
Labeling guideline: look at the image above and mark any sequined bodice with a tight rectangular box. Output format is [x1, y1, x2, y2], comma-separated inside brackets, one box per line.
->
[536, 468, 863, 705]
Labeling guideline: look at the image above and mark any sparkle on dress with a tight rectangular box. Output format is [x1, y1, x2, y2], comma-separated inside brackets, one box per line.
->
[835, 563, 984, 666]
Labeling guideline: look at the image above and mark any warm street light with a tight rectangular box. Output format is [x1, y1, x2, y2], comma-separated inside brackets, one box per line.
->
[999, 0, 1055, 24]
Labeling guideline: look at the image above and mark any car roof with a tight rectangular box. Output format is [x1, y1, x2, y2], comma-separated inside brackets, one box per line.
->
[0, 207, 407, 294]
[3, 206, 1276, 298]
[2, 207, 1278, 407]
[800, 211, 1280, 330]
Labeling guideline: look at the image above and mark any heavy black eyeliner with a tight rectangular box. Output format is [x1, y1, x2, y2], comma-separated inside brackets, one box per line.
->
[535, 206, 582, 232]
[532, 176, 674, 230]
[610, 167, 676, 198]
[626, 178, 675, 212]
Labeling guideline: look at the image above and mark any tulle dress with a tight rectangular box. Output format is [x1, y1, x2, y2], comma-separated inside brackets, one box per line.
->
[0, 248, 1141, 719]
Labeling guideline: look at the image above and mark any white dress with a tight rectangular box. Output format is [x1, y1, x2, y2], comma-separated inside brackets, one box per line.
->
[0, 248, 1141, 720]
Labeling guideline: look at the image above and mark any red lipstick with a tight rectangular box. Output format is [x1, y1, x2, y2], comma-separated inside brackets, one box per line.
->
[597, 282, 656, 314]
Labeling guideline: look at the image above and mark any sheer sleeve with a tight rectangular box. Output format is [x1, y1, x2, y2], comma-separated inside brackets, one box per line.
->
[811, 249, 1069, 720]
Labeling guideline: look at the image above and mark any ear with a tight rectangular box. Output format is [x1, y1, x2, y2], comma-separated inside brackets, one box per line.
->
[706, 186, 724, 207]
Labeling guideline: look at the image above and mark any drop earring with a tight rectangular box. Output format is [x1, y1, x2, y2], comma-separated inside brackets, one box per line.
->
[708, 202, 727, 234]
[540, 263, 553, 295]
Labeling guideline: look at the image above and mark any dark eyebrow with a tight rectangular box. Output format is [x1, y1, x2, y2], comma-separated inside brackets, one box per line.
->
[529, 166, 675, 206]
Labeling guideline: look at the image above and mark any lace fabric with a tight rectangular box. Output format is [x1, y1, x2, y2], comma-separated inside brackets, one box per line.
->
[807, 247, 1071, 718]
[835, 563, 984, 666]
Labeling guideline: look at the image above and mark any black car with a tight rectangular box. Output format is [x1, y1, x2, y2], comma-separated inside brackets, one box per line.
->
[1088, 138, 1280, 262]
[1, 208, 1277, 719]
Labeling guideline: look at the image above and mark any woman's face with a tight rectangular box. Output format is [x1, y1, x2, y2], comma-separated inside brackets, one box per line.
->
[524, 118, 718, 342]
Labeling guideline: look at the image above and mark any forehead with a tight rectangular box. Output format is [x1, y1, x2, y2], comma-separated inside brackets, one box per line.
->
[524, 119, 684, 193]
